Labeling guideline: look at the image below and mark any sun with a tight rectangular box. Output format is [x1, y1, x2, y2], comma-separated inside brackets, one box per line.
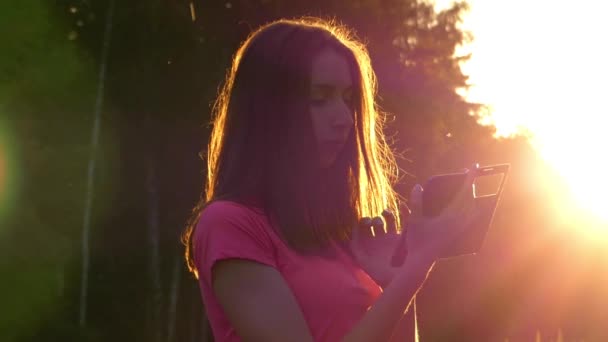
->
[437, 0, 608, 225]
[534, 134, 608, 224]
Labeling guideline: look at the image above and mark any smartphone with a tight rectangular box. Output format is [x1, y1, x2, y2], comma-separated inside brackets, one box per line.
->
[422, 164, 510, 258]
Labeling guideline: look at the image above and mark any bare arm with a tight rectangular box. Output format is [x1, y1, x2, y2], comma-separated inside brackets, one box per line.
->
[341, 256, 432, 342]
[213, 259, 314, 342]
[388, 297, 418, 342]
[212, 256, 432, 342]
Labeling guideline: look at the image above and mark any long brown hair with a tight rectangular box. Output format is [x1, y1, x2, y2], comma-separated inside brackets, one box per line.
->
[183, 17, 401, 278]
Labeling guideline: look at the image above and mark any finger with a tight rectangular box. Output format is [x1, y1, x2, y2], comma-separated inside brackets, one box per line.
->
[371, 216, 385, 236]
[391, 202, 411, 266]
[382, 209, 397, 234]
[359, 217, 373, 238]
[391, 229, 408, 267]
[408, 184, 424, 221]
[458, 163, 477, 201]
[460, 164, 478, 211]
[398, 201, 411, 232]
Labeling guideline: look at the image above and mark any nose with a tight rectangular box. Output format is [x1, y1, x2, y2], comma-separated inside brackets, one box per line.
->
[332, 99, 354, 130]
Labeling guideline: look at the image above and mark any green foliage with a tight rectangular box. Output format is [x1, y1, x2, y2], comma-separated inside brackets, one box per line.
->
[0, 1, 115, 340]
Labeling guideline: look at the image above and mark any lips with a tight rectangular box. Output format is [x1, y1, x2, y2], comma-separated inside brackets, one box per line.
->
[324, 136, 348, 144]
[322, 140, 346, 152]
[324, 139, 345, 145]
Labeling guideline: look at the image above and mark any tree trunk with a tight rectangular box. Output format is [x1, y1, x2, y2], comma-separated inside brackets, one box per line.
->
[79, 0, 115, 327]
[146, 133, 162, 342]
[166, 255, 181, 342]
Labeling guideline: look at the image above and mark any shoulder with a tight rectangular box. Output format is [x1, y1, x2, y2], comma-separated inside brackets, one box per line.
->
[195, 200, 272, 240]
[198, 200, 264, 226]
[193, 200, 278, 285]
[193, 200, 276, 256]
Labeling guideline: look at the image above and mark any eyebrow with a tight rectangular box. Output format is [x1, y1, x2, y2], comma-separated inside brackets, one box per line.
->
[310, 83, 353, 91]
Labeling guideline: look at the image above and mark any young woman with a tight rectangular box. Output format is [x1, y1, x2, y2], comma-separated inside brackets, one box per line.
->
[184, 17, 478, 342]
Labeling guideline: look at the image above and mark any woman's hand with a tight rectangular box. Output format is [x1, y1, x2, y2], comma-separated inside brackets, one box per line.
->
[349, 164, 481, 287]
[349, 210, 406, 287]
[404, 164, 481, 265]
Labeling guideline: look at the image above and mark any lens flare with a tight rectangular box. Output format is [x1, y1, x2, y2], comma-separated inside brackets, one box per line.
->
[439, 0, 608, 225]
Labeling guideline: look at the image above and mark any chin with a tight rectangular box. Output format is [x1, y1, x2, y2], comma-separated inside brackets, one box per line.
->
[319, 155, 338, 169]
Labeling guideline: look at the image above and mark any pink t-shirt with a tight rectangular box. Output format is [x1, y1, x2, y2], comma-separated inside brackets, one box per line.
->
[193, 200, 382, 341]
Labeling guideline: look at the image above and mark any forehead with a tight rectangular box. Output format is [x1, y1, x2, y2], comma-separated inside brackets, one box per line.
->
[310, 48, 353, 87]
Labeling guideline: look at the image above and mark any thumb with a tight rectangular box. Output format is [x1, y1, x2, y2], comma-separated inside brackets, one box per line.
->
[391, 184, 423, 266]
[391, 201, 413, 267]
[409, 184, 424, 221]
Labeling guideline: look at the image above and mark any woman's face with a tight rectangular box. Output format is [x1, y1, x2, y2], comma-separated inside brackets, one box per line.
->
[309, 48, 355, 168]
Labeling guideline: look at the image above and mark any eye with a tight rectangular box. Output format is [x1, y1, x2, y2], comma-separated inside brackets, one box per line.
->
[343, 90, 353, 102]
[343, 89, 356, 107]
[310, 98, 328, 106]
[310, 88, 329, 106]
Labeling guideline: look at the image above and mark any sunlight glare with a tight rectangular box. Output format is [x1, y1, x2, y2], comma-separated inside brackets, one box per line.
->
[435, 0, 608, 224]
